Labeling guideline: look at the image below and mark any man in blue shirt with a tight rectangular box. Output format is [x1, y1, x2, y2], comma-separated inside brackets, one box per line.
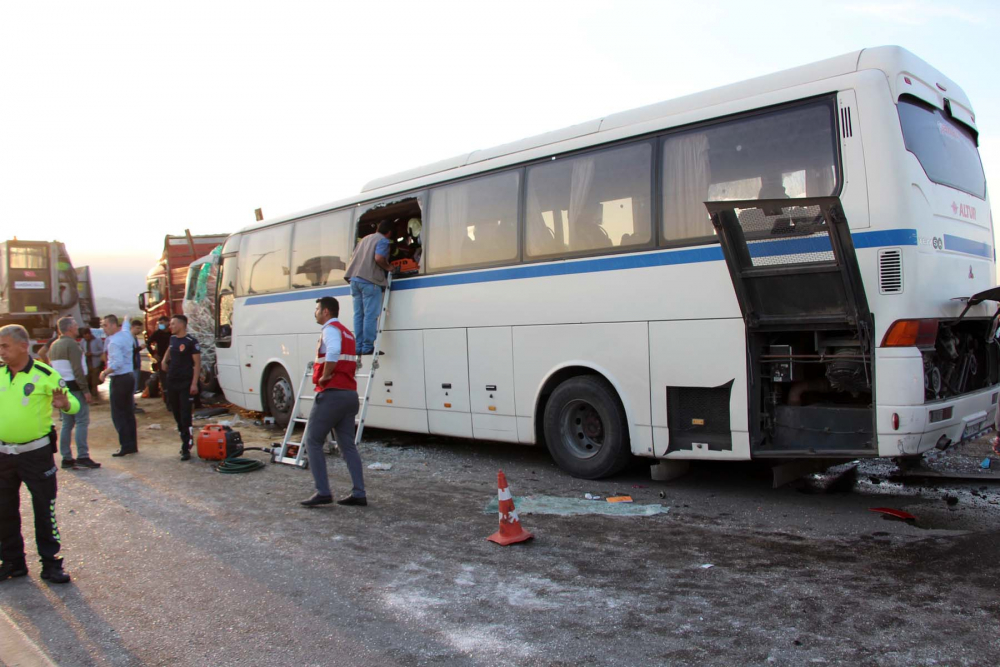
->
[100, 315, 138, 456]
[343, 220, 393, 355]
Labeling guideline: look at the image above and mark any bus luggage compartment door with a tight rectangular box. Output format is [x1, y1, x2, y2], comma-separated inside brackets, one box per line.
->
[706, 198, 876, 456]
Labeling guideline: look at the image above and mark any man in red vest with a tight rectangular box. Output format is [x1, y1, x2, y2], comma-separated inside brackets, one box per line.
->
[300, 296, 367, 508]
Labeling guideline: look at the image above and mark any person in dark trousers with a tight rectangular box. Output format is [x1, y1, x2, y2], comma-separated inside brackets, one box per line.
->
[81, 328, 103, 401]
[148, 315, 171, 399]
[300, 296, 367, 508]
[100, 315, 138, 456]
[129, 320, 146, 413]
[344, 220, 393, 356]
[47, 317, 100, 469]
[0, 324, 77, 584]
[160, 315, 201, 461]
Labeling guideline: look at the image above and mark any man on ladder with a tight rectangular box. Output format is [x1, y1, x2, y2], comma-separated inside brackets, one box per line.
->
[345, 220, 393, 358]
[300, 296, 368, 508]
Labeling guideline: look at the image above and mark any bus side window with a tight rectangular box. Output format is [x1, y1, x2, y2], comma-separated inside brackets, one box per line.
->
[661, 99, 840, 246]
[236, 225, 292, 295]
[291, 209, 352, 288]
[427, 171, 519, 272]
[525, 142, 652, 260]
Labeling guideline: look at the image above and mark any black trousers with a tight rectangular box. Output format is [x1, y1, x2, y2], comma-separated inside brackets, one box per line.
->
[166, 378, 194, 451]
[0, 445, 62, 565]
[110, 374, 138, 452]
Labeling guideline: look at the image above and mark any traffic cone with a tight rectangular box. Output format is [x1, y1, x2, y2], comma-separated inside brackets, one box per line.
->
[487, 470, 533, 546]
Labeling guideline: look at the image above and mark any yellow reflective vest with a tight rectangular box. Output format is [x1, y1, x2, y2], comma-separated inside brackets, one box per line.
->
[0, 358, 80, 444]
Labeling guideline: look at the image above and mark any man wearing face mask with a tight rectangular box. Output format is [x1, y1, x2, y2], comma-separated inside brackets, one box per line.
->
[148, 316, 171, 399]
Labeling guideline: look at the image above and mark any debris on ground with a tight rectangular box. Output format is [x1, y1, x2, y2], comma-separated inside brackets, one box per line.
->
[607, 495, 633, 503]
[699, 564, 715, 569]
[193, 407, 230, 420]
[368, 462, 393, 471]
[981, 458, 992, 470]
[485, 495, 667, 517]
[868, 507, 917, 522]
[146, 424, 162, 430]
[584, 493, 602, 501]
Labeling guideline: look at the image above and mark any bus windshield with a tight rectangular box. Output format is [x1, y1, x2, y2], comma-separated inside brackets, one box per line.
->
[897, 95, 985, 199]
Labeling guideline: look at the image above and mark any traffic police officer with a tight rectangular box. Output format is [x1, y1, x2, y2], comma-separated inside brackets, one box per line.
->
[0, 324, 78, 584]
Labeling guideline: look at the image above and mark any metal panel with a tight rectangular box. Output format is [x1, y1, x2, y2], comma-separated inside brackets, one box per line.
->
[372, 330, 427, 410]
[424, 328, 471, 438]
[468, 326, 518, 442]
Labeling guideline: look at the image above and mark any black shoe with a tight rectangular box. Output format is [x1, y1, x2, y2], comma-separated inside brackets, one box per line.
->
[300, 493, 334, 507]
[75, 457, 102, 469]
[40, 562, 71, 585]
[61, 458, 77, 469]
[0, 561, 28, 581]
[134, 407, 146, 414]
[112, 450, 136, 457]
[336, 495, 368, 507]
[180, 449, 191, 461]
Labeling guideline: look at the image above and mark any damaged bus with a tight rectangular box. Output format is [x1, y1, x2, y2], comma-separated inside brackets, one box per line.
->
[214, 46, 996, 478]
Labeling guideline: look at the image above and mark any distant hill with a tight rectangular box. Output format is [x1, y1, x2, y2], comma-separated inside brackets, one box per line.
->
[93, 295, 144, 324]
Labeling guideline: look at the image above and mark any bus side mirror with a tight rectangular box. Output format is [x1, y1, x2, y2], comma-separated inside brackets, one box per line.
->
[138, 293, 147, 311]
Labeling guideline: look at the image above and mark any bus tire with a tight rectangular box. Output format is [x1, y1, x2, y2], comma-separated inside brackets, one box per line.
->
[542, 375, 632, 479]
[264, 366, 294, 427]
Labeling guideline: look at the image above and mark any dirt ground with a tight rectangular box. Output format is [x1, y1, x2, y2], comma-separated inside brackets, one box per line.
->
[1, 391, 998, 667]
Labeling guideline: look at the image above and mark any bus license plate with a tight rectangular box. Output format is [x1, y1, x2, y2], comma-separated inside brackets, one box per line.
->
[963, 419, 986, 439]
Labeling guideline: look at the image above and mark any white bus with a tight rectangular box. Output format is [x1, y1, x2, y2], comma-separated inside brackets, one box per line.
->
[214, 46, 996, 479]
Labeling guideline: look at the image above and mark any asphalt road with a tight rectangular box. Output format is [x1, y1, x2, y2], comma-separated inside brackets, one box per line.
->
[1, 395, 998, 667]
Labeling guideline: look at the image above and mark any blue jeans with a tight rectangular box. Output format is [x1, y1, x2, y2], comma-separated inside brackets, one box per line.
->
[59, 389, 90, 459]
[351, 279, 383, 354]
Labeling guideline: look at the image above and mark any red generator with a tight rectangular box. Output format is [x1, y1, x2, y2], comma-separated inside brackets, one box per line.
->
[196, 425, 245, 461]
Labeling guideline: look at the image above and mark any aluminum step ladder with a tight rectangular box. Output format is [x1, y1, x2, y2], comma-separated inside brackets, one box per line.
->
[271, 363, 320, 469]
[355, 273, 392, 447]
[270, 273, 392, 467]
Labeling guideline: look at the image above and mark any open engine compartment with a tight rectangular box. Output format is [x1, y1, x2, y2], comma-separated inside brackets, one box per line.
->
[922, 318, 999, 401]
[707, 197, 877, 456]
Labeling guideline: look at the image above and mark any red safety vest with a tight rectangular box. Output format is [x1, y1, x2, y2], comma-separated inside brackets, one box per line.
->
[312, 321, 357, 392]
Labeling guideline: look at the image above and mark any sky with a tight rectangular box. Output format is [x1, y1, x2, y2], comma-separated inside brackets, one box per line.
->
[2, 0, 999, 304]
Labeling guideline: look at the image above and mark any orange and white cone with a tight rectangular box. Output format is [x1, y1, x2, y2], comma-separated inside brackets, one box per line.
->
[486, 470, 533, 546]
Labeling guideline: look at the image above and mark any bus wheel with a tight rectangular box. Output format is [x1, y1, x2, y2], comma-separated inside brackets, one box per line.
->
[543, 376, 632, 479]
[265, 366, 294, 426]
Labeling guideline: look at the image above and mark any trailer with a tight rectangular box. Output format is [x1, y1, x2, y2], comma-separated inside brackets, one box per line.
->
[137, 231, 228, 335]
[0, 239, 87, 355]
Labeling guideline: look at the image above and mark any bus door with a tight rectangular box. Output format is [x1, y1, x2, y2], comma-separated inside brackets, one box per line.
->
[706, 197, 877, 457]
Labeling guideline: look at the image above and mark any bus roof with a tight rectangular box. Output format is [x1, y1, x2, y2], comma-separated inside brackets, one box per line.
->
[235, 45, 973, 237]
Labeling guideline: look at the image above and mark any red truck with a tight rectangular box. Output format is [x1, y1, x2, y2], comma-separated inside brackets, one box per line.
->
[138, 232, 227, 383]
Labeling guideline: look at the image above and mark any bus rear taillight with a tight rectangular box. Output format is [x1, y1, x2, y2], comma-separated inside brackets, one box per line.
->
[881, 319, 939, 348]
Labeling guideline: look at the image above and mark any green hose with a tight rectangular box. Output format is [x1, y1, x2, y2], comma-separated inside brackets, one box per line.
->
[214, 457, 266, 474]
[213, 447, 268, 474]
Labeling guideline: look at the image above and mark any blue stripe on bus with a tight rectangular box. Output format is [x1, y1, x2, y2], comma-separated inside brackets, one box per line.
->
[243, 228, 919, 306]
[851, 228, 918, 248]
[943, 234, 992, 258]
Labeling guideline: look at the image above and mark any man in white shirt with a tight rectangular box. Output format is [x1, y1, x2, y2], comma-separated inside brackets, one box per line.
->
[100, 315, 138, 456]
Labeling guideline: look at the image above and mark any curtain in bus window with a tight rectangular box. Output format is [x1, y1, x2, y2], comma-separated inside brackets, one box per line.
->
[661, 100, 840, 245]
[237, 225, 291, 295]
[662, 133, 713, 243]
[427, 171, 518, 271]
[526, 142, 651, 259]
[291, 210, 351, 288]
